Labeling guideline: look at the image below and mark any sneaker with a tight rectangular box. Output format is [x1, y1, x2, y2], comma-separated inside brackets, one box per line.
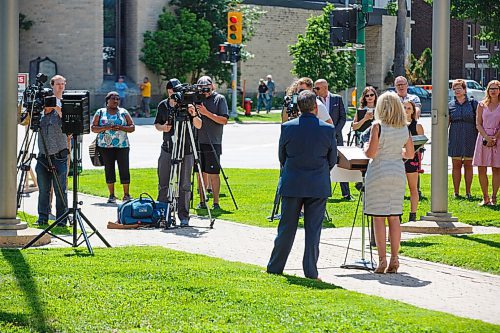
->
[35, 220, 48, 226]
[180, 219, 189, 227]
[343, 195, 354, 201]
[122, 194, 133, 202]
[212, 203, 221, 210]
[454, 193, 461, 199]
[196, 202, 207, 209]
[465, 193, 473, 200]
[107, 195, 117, 204]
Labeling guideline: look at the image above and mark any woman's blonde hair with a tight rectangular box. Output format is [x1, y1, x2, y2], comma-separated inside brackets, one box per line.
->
[375, 91, 407, 128]
[483, 80, 500, 106]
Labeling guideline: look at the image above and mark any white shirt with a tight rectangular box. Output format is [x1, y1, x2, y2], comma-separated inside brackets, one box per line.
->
[316, 99, 332, 122]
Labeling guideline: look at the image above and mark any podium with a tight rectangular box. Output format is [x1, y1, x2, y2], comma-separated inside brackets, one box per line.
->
[336, 146, 375, 271]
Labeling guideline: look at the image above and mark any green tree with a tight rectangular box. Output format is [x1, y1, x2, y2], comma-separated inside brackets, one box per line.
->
[289, 3, 355, 92]
[425, 0, 500, 67]
[405, 48, 432, 84]
[169, 0, 264, 83]
[140, 8, 211, 83]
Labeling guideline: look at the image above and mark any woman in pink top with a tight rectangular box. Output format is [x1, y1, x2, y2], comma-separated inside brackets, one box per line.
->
[472, 80, 500, 206]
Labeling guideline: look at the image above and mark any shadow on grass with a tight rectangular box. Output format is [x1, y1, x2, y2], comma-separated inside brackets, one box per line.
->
[451, 235, 500, 248]
[400, 241, 436, 248]
[0, 249, 52, 332]
[336, 272, 431, 288]
[285, 274, 342, 290]
[63, 249, 95, 257]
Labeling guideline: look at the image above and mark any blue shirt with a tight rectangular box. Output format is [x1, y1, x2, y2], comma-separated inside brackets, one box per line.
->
[114, 82, 128, 98]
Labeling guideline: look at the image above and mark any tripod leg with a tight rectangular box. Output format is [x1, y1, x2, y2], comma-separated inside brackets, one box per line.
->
[341, 192, 362, 266]
[220, 167, 238, 210]
[78, 211, 111, 248]
[23, 211, 70, 249]
[75, 211, 93, 254]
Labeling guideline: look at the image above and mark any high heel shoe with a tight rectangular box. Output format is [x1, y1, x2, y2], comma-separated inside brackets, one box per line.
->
[386, 257, 399, 274]
[374, 257, 387, 274]
[491, 196, 497, 206]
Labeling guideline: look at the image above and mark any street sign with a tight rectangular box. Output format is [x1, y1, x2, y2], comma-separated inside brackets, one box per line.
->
[17, 73, 28, 102]
[474, 53, 490, 61]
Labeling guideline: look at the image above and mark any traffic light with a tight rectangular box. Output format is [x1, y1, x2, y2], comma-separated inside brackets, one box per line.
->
[227, 12, 243, 44]
[329, 9, 357, 47]
[218, 43, 229, 63]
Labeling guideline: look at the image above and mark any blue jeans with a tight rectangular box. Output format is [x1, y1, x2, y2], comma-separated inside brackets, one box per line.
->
[257, 93, 268, 112]
[36, 153, 68, 223]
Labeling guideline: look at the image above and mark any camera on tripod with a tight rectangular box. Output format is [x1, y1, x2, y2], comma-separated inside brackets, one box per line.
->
[283, 93, 300, 120]
[22, 73, 53, 131]
[170, 83, 206, 114]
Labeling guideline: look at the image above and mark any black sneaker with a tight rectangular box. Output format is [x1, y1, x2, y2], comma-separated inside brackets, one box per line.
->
[122, 194, 133, 202]
[107, 195, 117, 204]
[196, 202, 207, 209]
[35, 220, 48, 226]
[212, 203, 221, 210]
[465, 193, 473, 200]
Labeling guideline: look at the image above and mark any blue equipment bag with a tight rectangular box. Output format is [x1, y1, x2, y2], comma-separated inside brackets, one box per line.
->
[117, 193, 168, 226]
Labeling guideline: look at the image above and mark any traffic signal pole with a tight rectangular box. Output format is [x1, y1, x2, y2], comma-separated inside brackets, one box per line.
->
[355, 0, 372, 104]
[231, 61, 238, 118]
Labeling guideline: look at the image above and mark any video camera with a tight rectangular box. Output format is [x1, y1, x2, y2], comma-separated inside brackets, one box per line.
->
[22, 73, 54, 131]
[170, 83, 207, 108]
[283, 93, 300, 120]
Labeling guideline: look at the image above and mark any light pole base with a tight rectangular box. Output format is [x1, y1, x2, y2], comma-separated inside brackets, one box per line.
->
[401, 213, 472, 234]
[0, 226, 51, 248]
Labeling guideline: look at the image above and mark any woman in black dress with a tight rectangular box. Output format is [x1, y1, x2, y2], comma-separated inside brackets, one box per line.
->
[404, 101, 424, 222]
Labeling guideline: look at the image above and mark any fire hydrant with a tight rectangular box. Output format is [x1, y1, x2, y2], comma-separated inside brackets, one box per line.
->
[244, 98, 252, 116]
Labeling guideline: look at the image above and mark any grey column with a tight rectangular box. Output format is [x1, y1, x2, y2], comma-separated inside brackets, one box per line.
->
[0, 0, 23, 228]
[430, 0, 450, 213]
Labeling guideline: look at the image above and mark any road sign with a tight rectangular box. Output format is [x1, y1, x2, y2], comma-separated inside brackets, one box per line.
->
[474, 53, 490, 61]
[18, 73, 28, 101]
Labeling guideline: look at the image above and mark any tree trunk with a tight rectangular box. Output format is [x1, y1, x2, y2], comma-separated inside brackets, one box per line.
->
[393, 0, 407, 77]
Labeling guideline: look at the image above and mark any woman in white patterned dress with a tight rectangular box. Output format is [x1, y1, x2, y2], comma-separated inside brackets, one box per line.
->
[364, 92, 414, 274]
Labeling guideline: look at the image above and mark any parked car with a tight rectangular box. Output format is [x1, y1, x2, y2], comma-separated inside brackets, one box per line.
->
[448, 79, 485, 102]
[386, 86, 432, 115]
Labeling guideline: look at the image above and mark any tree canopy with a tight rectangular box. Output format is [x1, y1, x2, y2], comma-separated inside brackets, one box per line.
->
[169, 0, 264, 83]
[140, 8, 211, 83]
[289, 3, 355, 92]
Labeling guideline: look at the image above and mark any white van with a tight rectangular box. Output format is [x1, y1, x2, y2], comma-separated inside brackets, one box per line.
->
[449, 80, 486, 102]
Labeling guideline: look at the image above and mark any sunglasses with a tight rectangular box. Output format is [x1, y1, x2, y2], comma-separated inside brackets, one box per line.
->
[488, 87, 499, 91]
[313, 87, 321, 90]
[366, 93, 375, 97]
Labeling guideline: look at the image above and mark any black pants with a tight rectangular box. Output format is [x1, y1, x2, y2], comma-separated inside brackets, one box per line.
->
[99, 147, 130, 184]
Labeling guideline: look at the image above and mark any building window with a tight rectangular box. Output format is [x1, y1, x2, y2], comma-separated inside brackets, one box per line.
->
[467, 24, 473, 50]
[479, 26, 487, 50]
[103, 0, 124, 78]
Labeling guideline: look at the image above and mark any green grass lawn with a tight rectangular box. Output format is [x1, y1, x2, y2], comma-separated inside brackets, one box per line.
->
[230, 110, 282, 123]
[70, 169, 499, 228]
[0, 247, 497, 333]
[16, 212, 71, 235]
[400, 234, 500, 275]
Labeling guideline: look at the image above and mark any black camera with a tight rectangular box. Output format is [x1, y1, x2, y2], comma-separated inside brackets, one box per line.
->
[283, 93, 300, 120]
[170, 83, 206, 107]
[22, 73, 53, 131]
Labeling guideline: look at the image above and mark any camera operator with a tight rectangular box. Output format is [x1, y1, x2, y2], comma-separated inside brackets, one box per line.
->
[281, 77, 332, 125]
[35, 75, 70, 226]
[195, 76, 229, 210]
[155, 79, 202, 227]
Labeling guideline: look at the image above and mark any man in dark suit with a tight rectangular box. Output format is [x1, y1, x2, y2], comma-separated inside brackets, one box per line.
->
[267, 90, 337, 280]
[314, 79, 352, 200]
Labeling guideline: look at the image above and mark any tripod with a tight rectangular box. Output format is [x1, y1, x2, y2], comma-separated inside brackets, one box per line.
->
[17, 124, 40, 209]
[166, 111, 215, 228]
[340, 170, 375, 271]
[200, 132, 238, 210]
[23, 133, 111, 254]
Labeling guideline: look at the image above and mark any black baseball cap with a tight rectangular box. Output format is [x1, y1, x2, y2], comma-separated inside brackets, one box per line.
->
[166, 78, 181, 89]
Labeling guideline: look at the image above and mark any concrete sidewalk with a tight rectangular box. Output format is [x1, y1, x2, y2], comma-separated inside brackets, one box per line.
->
[17, 190, 500, 325]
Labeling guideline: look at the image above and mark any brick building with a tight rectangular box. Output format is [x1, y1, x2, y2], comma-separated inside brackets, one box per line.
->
[411, 0, 499, 86]
[18, 0, 408, 108]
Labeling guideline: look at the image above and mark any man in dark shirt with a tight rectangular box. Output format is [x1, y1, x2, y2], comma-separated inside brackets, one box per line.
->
[195, 76, 229, 210]
[155, 79, 202, 227]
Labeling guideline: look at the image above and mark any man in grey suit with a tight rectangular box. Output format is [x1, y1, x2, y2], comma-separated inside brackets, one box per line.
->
[267, 90, 337, 280]
[314, 79, 352, 200]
